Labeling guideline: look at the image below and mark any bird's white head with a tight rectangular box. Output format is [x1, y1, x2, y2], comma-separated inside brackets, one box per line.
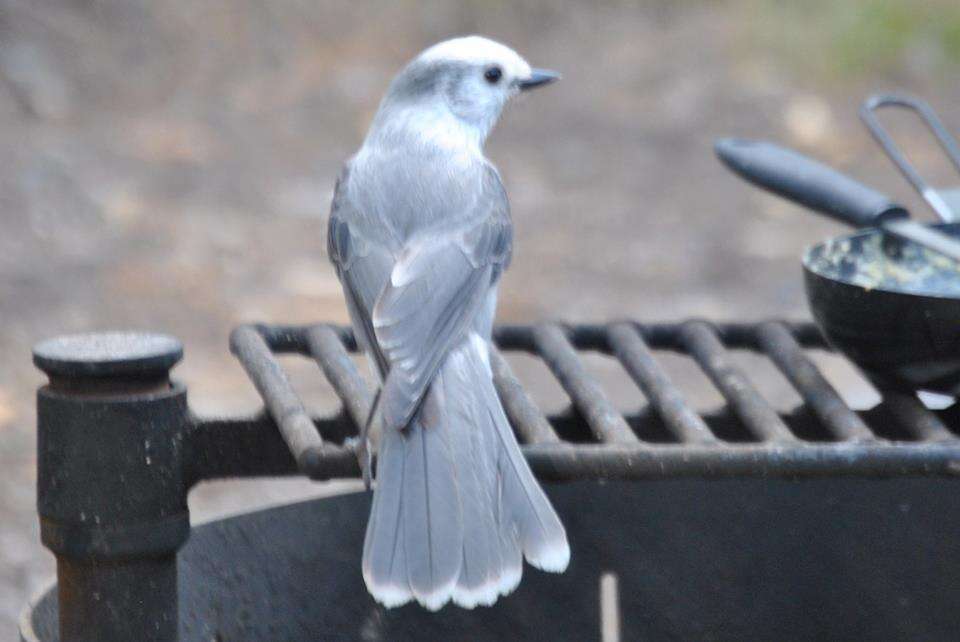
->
[368, 36, 559, 151]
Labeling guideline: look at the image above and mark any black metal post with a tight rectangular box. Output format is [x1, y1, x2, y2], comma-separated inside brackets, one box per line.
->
[33, 332, 190, 642]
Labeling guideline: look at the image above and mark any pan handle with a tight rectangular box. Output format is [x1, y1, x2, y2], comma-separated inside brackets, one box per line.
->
[860, 93, 960, 222]
[714, 138, 908, 228]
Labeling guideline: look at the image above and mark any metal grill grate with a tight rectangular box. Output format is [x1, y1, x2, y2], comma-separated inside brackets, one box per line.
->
[229, 320, 960, 482]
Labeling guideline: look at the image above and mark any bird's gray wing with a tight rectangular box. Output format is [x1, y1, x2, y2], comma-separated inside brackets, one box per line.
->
[328, 165, 395, 378]
[372, 164, 512, 431]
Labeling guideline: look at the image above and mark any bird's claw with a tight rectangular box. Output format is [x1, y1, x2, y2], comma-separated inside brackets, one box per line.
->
[358, 388, 381, 491]
[359, 437, 373, 490]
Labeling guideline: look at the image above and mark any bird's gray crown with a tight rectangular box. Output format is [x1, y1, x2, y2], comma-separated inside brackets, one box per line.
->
[389, 59, 469, 103]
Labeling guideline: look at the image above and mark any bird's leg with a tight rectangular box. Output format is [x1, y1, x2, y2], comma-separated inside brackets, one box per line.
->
[358, 388, 381, 490]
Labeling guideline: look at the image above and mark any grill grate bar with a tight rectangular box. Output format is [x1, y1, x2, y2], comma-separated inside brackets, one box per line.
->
[882, 391, 954, 441]
[492, 322, 829, 353]
[531, 323, 641, 444]
[678, 321, 797, 442]
[522, 441, 960, 481]
[225, 320, 960, 482]
[231, 325, 359, 480]
[755, 321, 875, 441]
[489, 346, 561, 444]
[607, 322, 717, 444]
[288, 441, 960, 481]
[304, 325, 374, 436]
[230, 326, 327, 466]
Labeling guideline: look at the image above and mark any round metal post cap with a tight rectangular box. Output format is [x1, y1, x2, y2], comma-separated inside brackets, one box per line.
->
[33, 331, 183, 378]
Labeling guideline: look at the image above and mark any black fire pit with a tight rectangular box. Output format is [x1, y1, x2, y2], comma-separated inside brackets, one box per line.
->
[21, 321, 960, 641]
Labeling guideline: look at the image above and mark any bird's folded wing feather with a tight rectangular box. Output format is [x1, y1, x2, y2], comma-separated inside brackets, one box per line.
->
[328, 171, 394, 378]
[328, 163, 512, 430]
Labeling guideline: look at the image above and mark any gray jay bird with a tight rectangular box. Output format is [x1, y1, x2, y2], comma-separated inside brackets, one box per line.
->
[327, 36, 568, 611]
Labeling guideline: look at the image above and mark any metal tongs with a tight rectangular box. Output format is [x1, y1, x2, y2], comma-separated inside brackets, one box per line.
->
[861, 94, 960, 222]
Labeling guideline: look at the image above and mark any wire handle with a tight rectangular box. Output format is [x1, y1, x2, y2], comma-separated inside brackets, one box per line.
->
[860, 93, 960, 222]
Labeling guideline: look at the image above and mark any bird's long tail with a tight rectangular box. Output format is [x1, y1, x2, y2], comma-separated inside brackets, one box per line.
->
[362, 333, 569, 610]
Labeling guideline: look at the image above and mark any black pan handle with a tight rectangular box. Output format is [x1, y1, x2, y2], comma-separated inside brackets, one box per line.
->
[714, 138, 909, 228]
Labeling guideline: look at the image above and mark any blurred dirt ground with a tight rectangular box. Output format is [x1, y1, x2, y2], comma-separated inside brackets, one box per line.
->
[3, 0, 960, 635]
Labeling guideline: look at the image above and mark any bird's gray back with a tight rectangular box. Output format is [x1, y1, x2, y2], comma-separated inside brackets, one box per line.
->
[349, 145, 505, 241]
[329, 144, 511, 286]
[328, 144, 513, 380]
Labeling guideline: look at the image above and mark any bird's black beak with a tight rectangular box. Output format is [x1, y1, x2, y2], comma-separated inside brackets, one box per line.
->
[518, 68, 561, 91]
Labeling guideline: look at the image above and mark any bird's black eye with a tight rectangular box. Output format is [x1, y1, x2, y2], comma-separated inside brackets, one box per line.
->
[484, 66, 503, 84]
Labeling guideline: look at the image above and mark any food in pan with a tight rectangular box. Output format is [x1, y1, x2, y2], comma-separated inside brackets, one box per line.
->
[805, 232, 960, 296]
